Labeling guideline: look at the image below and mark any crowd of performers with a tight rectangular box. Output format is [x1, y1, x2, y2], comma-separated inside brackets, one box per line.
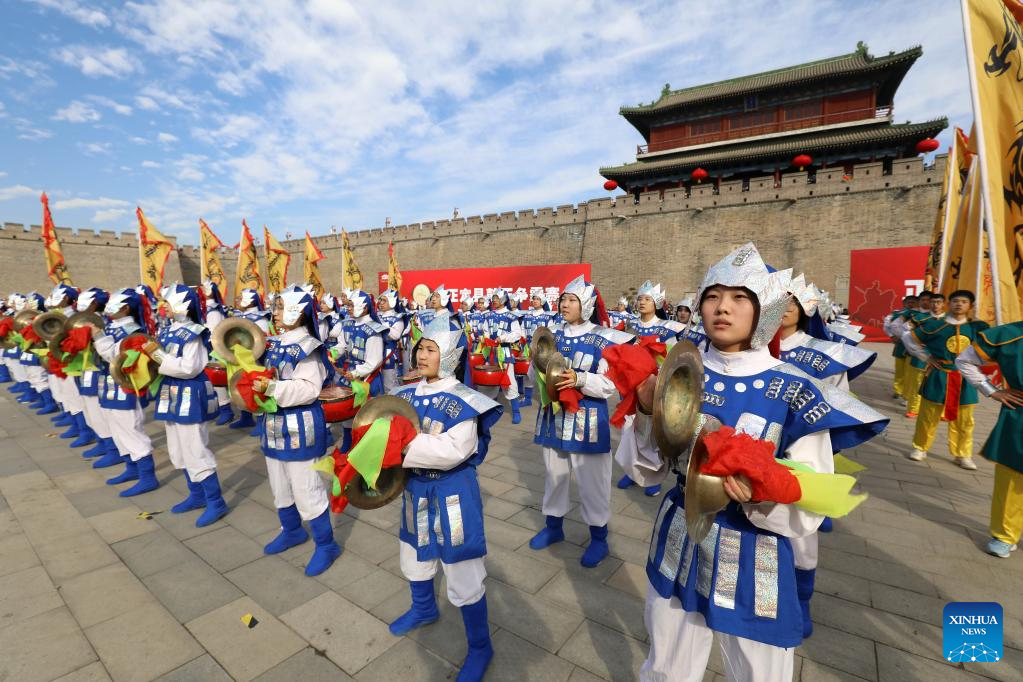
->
[1, 241, 1019, 681]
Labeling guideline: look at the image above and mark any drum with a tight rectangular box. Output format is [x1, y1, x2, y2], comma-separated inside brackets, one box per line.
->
[205, 363, 228, 387]
[320, 386, 357, 423]
[472, 364, 507, 386]
[469, 353, 486, 368]
[514, 358, 530, 375]
[400, 371, 422, 385]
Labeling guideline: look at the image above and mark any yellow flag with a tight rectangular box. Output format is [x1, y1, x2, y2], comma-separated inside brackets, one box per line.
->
[264, 226, 291, 295]
[962, 0, 1023, 322]
[40, 193, 73, 286]
[137, 207, 173, 292]
[942, 165, 982, 299]
[234, 219, 265, 305]
[341, 229, 363, 291]
[928, 129, 973, 291]
[304, 231, 325, 298]
[199, 219, 229, 301]
[388, 240, 402, 292]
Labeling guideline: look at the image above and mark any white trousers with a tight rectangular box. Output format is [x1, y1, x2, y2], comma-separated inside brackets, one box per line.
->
[541, 447, 612, 527]
[789, 532, 818, 571]
[165, 422, 216, 482]
[106, 406, 152, 460]
[477, 363, 519, 401]
[60, 376, 83, 414]
[47, 373, 63, 405]
[640, 586, 794, 682]
[81, 395, 110, 439]
[398, 542, 486, 607]
[213, 385, 231, 408]
[265, 457, 329, 520]
[25, 365, 48, 392]
[382, 368, 399, 394]
[9, 359, 27, 383]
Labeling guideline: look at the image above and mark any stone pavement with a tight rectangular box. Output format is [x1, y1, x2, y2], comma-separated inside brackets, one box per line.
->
[0, 344, 1020, 682]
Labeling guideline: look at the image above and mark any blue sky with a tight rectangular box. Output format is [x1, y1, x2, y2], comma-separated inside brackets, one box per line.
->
[0, 0, 972, 246]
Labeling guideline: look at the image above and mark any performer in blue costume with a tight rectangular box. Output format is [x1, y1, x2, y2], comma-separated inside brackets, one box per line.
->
[73, 287, 116, 462]
[528, 275, 631, 568]
[144, 284, 227, 527]
[387, 312, 502, 682]
[228, 288, 272, 432]
[201, 280, 235, 426]
[377, 289, 406, 393]
[618, 280, 687, 496]
[477, 288, 523, 423]
[518, 293, 554, 407]
[17, 294, 54, 413]
[91, 288, 160, 496]
[616, 244, 887, 681]
[608, 296, 637, 331]
[252, 288, 341, 576]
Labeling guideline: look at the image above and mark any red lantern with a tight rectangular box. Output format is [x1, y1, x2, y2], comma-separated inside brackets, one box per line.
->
[792, 154, 812, 171]
[603, 180, 618, 191]
[691, 167, 708, 183]
[915, 138, 940, 154]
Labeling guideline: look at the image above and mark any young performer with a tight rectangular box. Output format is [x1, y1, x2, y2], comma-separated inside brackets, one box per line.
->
[389, 313, 502, 682]
[73, 288, 117, 461]
[202, 281, 235, 426]
[318, 292, 344, 348]
[477, 288, 523, 423]
[904, 290, 987, 470]
[616, 243, 887, 681]
[17, 294, 57, 413]
[529, 275, 630, 568]
[252, 289, 341, 576]
[955, 319, 1023, 558]
[519, 293, 555, 407]
[228, 288, 272, 432]
[4, 294, 32, 398]
[144, 284, 227, 526]
[883, 294, 917, 404]
[37, 285, 80, 418]
[338, 290, 387, 396]
[91, 288, 160, 495]
[900, 291, 935, 417]
[608, 297, 636, 331]
[377, 290, 406, 393]
[617, 281, 686, 496]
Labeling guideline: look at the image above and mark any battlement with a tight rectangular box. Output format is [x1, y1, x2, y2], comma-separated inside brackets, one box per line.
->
[0, 222, 182, 249]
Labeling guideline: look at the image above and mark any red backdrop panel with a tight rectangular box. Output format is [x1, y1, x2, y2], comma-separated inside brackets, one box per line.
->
[848, 246, 929, 341]
[379, 263, 591, 307]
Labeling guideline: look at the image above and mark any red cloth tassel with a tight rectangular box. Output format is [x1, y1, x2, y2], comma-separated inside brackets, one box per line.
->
[942, 372, 962, 422]
[636, 335, 667, 359]
[699, 426, 801, 504]
[234, 369, 274, 412]
[48, 355, 67, 379]
[557, 387, 583, 413]
[603, 343, 658, 428]
[0, 317, 13, 337]
[60, 326, 92, 355]
[22, 326, 42, 345]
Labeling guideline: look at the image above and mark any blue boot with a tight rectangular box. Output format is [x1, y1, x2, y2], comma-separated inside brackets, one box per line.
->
[249, 413, 263, 438]
[580, 524, 609, 568]
[52, 410, 73, 426]
[195, 473, 229, 527]
[171, 472, 206, 513]
[35, 389, 59, 414]
[819, 517, 833, 533]
[92, 439, 122, 467]
[106, 456, 138, 485]
[264, 505, 310, 554]
[214, 403, 234, 426]
[17, 388, 39, 404]
[528, 515, 565, 550]
[457, 596, 494, 682]
[616, 474, 636, 489]
[522, 386, 532, 407]
[8, 380, 29, 394]
[82, 436, 108, 459]
[795, 568, 815, 638]
[28, 390, 46, 410]
[120, 456, 159, 497]
[70, 414, 97, 448]
[389, 580, 440, 635]
[59, 410, 82, 438]
[229, 411, 256, 430]
[304, 509, 341, 576]
[0, 364, 10, 383]
[643, 484, 662, 497]
[511, 398, 521, 425]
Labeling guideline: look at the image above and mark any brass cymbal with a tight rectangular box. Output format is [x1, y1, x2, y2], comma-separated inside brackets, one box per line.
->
[345, 395, 421, 510]
[684, 416, 728, 543]
[545, 353, 571, 404]
[652, 340, 704, 462]
[31, 311, 66, 342]
[212, 317, 266, 366]
[530, 325, 557, 373]
[110, 333, 159, 394]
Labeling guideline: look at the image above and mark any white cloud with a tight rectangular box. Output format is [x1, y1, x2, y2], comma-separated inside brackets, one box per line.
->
[78, 141, 112, 155]
[53, 196, 130, 210]
[0, 184, 39, 202]
[130, 136, 148, 144]
[92, 208, 130, 223]
[157, 132, 178, 143]
[13, 118, 54, 140]
[86, 95, 132, 115]
[141, 160, 161, 168]
[0, 171, 7, 177]
[0, 101, 6, 118]
[135, 95, 159, 111]
[52, 100, 101, 123]
[58, 45, 140, 78]
[30, 0, 111, 28]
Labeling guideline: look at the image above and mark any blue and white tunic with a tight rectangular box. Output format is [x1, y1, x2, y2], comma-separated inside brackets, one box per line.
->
[236, 309, 271, 334]
[533, 321, 632, 455]
[629, 346, 887, 647]
[519, 309, 555, 340]
[608, 309, 637, 330]
[779, 330, 876, 390]
[152, 322, 218, 423]
[94, 319, 142, 410]
[262, 328, 334, 461]
[634, 317, 685, 343]
[480, 308, 521, 363]
[379, 310, 405, 372]
[394, 378, 502, 563]
[339, 316, 387, 396]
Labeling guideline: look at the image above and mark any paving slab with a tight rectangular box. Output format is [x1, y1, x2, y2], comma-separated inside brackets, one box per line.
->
[557, 620, 649, 682]
[85, 602, 203, 682]
[253, 647, 353, 682]
[225, 555, 327, 616]
[154, 654, 232, 682]
[351, 637, 456, 681]
[142, 558, 244, 623]
[0, 564, 63, 630]
[0, 607, 99, 682]
[60, 561, 157, 628]
[183, 524, 265, 573]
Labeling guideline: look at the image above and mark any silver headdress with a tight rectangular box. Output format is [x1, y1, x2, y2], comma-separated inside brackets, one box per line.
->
[492, 288, 509, 308]
[677, 295, 695, 311]
[562, 275, 596, 320]
[697, 242, 792, 349]
[420, 311, 463, 378]
[637, 280, 666, 308]
[789, 274, 820, 316]
[433, 285, 451, 307]
[378, 289, 398, 308]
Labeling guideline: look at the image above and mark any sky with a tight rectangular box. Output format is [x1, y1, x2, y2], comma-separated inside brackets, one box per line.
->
[0, 0, 973, 245]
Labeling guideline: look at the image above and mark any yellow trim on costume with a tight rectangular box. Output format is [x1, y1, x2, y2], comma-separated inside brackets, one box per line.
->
[971, 341, 992, 364]
[977, 330, 1023, 348]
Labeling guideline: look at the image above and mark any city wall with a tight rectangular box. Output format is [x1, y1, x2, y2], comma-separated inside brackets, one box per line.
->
[0, 155, 945, 306]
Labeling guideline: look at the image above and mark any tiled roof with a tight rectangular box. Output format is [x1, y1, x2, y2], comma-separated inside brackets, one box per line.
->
[599, 118, 947, 178]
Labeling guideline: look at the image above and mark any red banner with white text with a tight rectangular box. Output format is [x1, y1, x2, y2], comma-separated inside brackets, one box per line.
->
[379, 263, 591, 307]
[848, 246, 929, 341]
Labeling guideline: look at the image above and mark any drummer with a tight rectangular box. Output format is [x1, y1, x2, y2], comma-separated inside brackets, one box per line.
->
[377, 290, 406, 393]
[519, 293, 554, 407]
[388, 312, 503, 681]
[251, 288, 341, 576]
[528, 275, 631, 568]
[334, 289, 387, 452]
[226, 288, 272, 434]
[318, 292, 345, 348]
[201, 281, 236, 426]
[477, 288, 523, 424]
[615, 243, 887, 680]
[608, 296, 636, 331]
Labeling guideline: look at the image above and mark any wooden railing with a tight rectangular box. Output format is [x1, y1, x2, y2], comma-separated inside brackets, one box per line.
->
[637, 106, 892, 155]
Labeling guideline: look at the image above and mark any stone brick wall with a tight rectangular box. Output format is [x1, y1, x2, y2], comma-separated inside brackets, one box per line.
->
[1, 155, 944, 307]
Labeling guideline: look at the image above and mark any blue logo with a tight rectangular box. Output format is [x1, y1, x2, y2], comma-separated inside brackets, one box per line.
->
[943, 602, 1002, 662]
